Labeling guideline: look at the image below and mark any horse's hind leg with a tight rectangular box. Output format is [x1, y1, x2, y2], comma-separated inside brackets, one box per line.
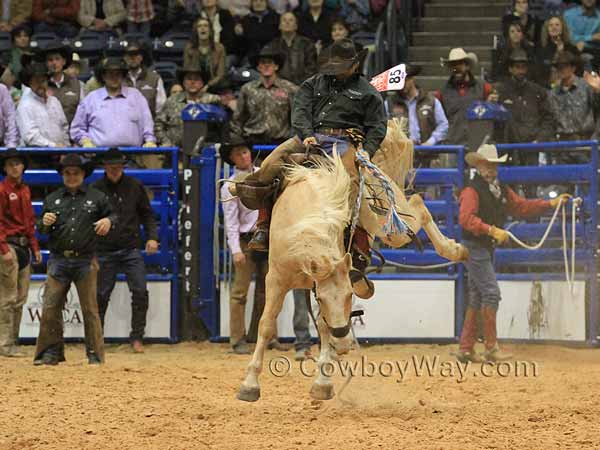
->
[310, 317, 336, 400]
[411, 194, 469, 262]
[238, 271, 288, 402]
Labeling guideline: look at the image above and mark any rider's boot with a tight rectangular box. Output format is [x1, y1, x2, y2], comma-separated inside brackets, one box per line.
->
[349, 227, 375, 299]
[248, 207, 271, 252]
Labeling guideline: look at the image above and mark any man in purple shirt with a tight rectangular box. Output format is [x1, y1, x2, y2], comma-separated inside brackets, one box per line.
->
[70, 58, 157, 167]
[0, 83, 18, 147]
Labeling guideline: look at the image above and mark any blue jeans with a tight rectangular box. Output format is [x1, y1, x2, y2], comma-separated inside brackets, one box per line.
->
[47, 254, 95, 284]
[462, 240, 502, 310]
[97, 249, 149, 340]
[292, 289, 311, 351]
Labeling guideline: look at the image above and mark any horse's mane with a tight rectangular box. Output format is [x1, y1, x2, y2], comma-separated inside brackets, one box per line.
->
[284, 152, 351, 279]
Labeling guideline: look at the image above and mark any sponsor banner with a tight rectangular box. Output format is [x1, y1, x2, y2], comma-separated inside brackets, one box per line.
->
[19, 281, 171, 339]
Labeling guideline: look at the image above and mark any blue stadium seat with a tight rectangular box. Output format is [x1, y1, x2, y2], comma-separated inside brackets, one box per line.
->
[154, 31, 191, 65]
[31, 32, 60, 49]
[72, 31, 107, 65]
[152, 61, 178, 90]
[0, 32, 11, 53]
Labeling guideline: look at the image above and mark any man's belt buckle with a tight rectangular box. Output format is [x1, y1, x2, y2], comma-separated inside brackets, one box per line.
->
[63, 250, 78, 258]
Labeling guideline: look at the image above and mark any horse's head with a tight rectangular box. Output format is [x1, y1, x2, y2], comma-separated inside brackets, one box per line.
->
[311, 252, 354, 355]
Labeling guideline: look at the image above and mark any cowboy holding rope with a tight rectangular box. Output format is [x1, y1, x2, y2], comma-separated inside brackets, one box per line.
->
[456, 144, 570, 363]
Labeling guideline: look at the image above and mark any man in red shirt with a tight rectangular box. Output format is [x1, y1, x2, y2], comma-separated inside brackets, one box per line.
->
[0, 148, 42, 357]
[456, 144, 569, 363]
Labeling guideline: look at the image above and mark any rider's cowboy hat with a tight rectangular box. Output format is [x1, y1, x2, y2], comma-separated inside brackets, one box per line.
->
[440, 48, 478, 66]
[220, 134, 250, 166]
[57, 154, 95, 178]
[249, 44, 286, 68]
[318, 38, 368, 76]
[465, 144, 508, 166]
[0, 148, 29, 175]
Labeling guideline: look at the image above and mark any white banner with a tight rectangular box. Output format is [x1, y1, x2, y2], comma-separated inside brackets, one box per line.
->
[19, 281, 172, 339]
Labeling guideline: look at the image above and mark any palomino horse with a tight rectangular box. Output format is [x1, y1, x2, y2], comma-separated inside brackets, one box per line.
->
[237, 120, 468, 402]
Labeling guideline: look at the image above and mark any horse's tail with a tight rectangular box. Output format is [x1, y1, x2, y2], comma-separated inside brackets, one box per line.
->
[372, 118, 415, 191]
[285, 152, 351, 280]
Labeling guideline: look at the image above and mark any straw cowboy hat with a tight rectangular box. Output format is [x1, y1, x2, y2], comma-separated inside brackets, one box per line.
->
[440, 48, 478, 66]
[318, 38, 368, 76]
[465, 144, 508, 166]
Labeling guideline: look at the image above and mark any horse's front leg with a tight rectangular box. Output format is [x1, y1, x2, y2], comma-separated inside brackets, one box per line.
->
[238, 272, 287, 402]
[309, 317, 336, 400]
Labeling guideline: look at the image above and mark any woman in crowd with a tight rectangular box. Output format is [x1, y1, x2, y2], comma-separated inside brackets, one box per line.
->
[1, 24, 32, 88]
[493, 21, 535, 81]
[534, 15, 580, 88]
[184, 16, 227, 92]
[330, 17, 363, 51]
[502, 0, 540, 46]
[198, 0, 238, 55]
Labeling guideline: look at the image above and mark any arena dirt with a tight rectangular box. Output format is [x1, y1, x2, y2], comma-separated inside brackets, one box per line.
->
[1, 342, 599, 449]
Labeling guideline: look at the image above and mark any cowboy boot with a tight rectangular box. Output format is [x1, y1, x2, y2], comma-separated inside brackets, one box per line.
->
[482, 305, 512, 362]
[455, 307, 484, 363]
[349, 227, 375, 299]
[248, 207, 270, 252]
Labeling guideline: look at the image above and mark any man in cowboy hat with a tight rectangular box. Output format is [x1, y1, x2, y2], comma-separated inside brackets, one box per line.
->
[387, 64, 448, 167]
[41, 41, 84, 125]
[230, 44, 298, 146]
[0, 149, 41, 357]
[70, 57, 157, 155]
[92, 148, 158, 353]
[122, 39, 167, 118]
[16, 61, 69, 148]
[34, 154, 116, 365]
[155, 64, 225, 149]
[549, 51, 600, 147]
[437, 48, 495, 155]
[456, 144, 570, 363]
[241, 38, 385, 299]
[493, 48, 555, 168]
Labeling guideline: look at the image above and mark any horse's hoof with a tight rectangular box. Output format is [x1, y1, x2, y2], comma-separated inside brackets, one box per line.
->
[237, 385, 260, 402]
[310, 383, 335, 400]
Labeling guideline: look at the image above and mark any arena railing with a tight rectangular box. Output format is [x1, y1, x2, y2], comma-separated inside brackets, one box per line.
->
[4, 146, 180, 343]
[202, 140, 599, 346]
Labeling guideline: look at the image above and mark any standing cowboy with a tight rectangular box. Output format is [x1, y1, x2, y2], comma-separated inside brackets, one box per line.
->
[242, 38, 386, 297]
[0, 149, 41, 357]
[93, 148, 159, 353]
[456, 144, 569, 363]
[34, 154, 116, 365]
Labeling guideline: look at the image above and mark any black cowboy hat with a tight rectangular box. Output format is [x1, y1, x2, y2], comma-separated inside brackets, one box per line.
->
[552, 50, 579, 67]
[40, 41, 73, 68]
[249, 44, 286, 69]
[97, 147, 129, 165]
[123, 38, 153, 66]
[318, 38, 368, 76]
[0, 148, 29, 175]
[176, 64, 207, 85]
[508, 48, 529, 64]
[57, 154, 95, 178]
[405, 64, 422, 78]
[220, 134, 250, 165]
[20, 61, 50, 86]
[95, 57, 128, 84]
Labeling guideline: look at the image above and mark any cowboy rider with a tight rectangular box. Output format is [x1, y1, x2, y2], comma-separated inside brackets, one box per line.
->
[240, 38, 387, 297]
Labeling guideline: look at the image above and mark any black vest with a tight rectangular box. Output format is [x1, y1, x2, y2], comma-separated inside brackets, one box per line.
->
[462, 173, 508, 248]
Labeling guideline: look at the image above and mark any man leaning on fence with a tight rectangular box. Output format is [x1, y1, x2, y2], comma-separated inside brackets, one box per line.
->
[0, 149, 41, 358]
[34, 154, 116, 366]
[93, 148, 159, 354]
